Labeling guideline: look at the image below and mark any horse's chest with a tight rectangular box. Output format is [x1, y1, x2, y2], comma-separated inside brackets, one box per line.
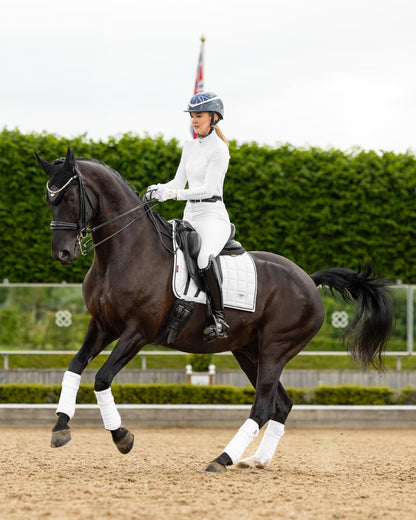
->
[85, 290, 114, 322]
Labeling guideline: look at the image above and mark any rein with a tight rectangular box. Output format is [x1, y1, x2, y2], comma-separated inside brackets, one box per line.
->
[47, 165, 173, 256]
[78, 202, 157, 256]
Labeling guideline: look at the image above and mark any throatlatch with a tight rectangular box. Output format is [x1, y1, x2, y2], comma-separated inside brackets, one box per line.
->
[199, 255, 230, 342]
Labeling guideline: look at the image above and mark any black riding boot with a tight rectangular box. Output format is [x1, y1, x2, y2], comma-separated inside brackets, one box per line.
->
[199, 255, 230, 342]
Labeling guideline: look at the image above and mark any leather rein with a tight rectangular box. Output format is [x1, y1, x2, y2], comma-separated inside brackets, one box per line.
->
[46, 165, 160, 256]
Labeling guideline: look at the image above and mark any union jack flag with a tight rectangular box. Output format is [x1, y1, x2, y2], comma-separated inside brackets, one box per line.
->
[191, 35, 205, 138]
[194, 35, 205, 95]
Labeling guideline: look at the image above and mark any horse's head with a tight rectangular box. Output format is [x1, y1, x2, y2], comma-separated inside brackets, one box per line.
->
[36, 147, 87, 264]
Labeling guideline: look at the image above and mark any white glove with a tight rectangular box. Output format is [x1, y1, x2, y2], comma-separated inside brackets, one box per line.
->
[154, 186, 177, 202]
[144, 184, 159, 201]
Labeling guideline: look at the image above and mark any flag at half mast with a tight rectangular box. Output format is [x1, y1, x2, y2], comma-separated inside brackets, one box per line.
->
[191, 35, 206, 138]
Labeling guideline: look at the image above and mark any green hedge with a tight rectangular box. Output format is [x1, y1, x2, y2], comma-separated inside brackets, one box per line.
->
[1, 128, 416, 283]
[313, 384, 395, 405]
[0, 383, 414, 405]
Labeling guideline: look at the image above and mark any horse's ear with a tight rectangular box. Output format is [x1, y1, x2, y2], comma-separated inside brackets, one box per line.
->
[35, 152, 53, 175]
[63, 148, 76, 171]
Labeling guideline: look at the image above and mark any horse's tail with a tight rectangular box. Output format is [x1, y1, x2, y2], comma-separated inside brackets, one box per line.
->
[310, 265, 394, 369]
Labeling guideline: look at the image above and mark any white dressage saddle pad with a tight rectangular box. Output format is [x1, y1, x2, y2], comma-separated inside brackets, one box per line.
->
[172, 250, 258, 312]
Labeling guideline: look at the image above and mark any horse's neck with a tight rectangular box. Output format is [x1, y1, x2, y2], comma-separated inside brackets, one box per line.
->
[92, 178, 135, 218]
[91, 187, 169, 265]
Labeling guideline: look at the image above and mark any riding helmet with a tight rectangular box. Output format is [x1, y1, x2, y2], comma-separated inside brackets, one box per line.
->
[184, 92, 224, 121]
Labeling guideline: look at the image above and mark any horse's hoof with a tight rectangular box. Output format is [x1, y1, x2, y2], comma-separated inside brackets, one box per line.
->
[50, 429, 71, 448]
[236, 456, 266, 469]
[204, 462, 227, 473]
[115, 428, 134, 454]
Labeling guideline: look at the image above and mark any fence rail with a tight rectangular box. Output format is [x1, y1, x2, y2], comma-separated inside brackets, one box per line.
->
[0, 349, 413, 371]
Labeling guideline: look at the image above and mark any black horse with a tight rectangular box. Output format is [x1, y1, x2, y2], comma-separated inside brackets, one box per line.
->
[36, 148, 393, 472]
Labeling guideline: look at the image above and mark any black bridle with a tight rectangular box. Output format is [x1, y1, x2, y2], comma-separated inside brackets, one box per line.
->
[47, 165, 88, 238]
[47, 165, 163, 256]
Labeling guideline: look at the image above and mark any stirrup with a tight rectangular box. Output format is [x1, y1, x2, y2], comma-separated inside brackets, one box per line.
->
[203, 314, 230, 342]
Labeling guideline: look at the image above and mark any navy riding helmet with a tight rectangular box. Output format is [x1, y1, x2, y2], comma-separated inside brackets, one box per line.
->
[184, 92, 224, 122]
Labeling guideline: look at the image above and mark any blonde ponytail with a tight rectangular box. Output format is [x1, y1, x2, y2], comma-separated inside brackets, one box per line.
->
[214, 125, 229, 147]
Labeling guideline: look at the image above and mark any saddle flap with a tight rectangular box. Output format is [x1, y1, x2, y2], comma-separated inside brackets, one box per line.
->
[174, 220, 204, 291]
[172, 250, 258, 312]
[173, 219, 246, 293]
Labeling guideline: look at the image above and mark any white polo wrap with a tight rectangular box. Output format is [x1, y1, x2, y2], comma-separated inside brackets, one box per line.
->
[95, 387, 122, 431]
[254, 420, 285, 466]
[56, 370, 81, 420]
[224, 418, 259, 464]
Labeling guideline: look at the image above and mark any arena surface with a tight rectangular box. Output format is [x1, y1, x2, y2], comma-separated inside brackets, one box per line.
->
[1, 428, 415, 519]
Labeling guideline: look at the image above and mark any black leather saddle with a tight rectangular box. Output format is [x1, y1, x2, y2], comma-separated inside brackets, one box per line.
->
[174, 219, 245, 292]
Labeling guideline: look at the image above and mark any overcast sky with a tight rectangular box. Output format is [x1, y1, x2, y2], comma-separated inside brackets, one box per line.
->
[1, 0, 415, 153]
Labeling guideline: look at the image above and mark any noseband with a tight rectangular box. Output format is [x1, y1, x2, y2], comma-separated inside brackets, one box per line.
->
[46, 164, 159, 256]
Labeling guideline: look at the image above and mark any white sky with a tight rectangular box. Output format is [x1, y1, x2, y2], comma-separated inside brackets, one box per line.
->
[1, 0, 415, 153]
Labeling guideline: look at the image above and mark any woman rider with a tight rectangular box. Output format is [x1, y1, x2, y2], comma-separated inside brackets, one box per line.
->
[145, 91, 232, 342]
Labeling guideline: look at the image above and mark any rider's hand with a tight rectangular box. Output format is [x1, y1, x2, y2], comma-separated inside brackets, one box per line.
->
[144, 184, 159, 201]
[154, 186, 177, 202]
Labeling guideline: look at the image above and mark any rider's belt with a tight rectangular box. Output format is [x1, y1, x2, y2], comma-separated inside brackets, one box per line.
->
[189, 196, 222, 203]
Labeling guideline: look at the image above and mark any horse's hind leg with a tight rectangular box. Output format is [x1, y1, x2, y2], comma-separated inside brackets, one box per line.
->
[51, 319, 115, 448]
[204, 358, 288, 473]
[237, 382, 292, 469]
[204, 345, 262, 473]
[231, 348, 292, 469]
[232, 346, 258, 388]
[205, 334, 314, 473]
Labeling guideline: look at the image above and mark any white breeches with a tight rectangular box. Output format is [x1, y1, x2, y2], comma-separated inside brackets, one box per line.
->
[183, 201, 231, 269]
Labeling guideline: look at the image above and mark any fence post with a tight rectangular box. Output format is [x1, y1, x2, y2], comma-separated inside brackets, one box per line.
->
[407, 285, 414, 355]
[3, 353, 9, 370]
[396, 355, 402, 371]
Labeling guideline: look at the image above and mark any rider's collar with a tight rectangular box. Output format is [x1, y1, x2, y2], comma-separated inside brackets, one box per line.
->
[197, 128, 215, 142]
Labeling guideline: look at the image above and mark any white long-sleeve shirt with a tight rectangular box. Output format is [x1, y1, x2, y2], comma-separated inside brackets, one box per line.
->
[164, 130, 230, 201]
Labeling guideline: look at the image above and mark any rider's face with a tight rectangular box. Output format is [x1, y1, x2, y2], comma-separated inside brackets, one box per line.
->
[190, 112, 211, 137]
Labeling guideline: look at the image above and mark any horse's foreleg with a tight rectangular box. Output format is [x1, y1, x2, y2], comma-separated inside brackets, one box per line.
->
[51, 319, 115, 448]
[94, 387, 135, 454]
[50, 370, 81, 448]
[93, 331, 145, 454]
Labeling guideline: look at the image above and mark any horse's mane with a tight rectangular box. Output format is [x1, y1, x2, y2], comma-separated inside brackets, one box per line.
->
[54, 156, 140, 197]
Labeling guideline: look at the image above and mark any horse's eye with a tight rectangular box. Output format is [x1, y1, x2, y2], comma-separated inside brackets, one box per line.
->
[66, 195, 77, 204]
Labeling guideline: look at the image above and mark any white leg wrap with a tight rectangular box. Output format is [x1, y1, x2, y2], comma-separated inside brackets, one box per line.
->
[224, 418, 259, 464]
[253, 420, 285, 466]
[95, 388, 121, 431]
[56, 371, 81, 420]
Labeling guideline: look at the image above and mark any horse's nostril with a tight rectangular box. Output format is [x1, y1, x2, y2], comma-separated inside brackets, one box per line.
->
[59, 250, 71, 262]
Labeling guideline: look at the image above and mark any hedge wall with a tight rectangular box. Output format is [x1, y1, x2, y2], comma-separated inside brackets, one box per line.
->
[1, 383, 415, 405]
[1, 128, 416, 283]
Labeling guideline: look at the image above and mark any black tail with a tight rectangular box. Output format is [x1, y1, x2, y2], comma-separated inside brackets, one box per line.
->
[310, 265, 394, 369]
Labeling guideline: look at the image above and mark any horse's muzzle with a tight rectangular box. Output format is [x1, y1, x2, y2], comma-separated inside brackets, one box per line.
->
[51, 242, 80, 265]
